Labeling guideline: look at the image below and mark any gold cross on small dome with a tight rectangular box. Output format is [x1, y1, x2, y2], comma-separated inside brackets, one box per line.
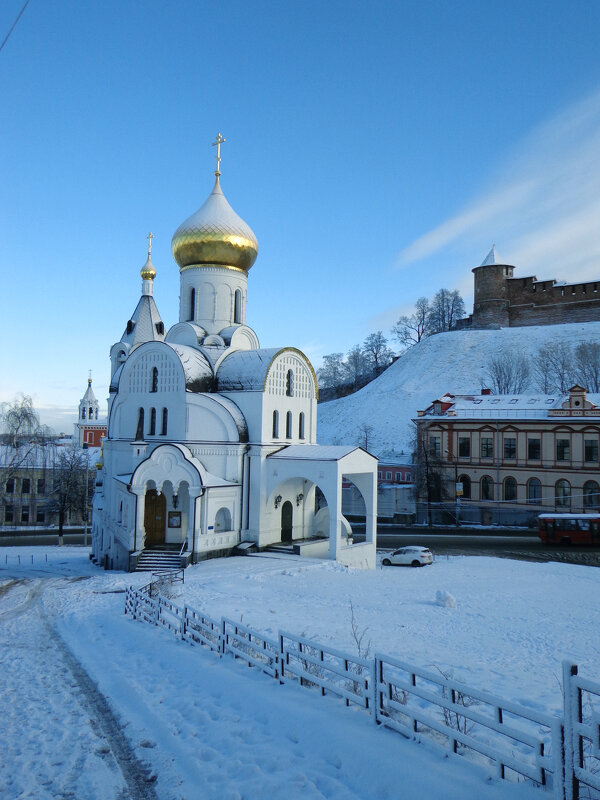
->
[212, 132, 226, 176]
[146, 231, 154, 257]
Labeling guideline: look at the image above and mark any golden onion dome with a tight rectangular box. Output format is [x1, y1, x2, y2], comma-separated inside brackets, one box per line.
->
[140, 254, 156, 280]
[171, 176, 258, 272]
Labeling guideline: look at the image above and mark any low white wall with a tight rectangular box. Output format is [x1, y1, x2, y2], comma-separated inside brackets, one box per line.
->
[295, 539, 329, 558]
[336, 541, 376, 570]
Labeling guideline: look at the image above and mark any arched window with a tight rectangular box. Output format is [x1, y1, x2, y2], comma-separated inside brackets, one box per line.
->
[527, 478, 541, 504]
[189, 288, 195, 321]
[82, 407, 86, 420]
[161, 408, 168, 436]
[286, 411, 293, 439]
[95, 409, 98, 420]
[89, 406, 93, 418]
[298, 412, 305, 440]
[234, 289, 242, 324]
[149, 407, 156, 436]
[458, 474, 471, 499]
[556, 479, 571, 508]
[286, 369, 294, 397]
[215, 507, 232, 532]
[135, 408, 144, 441]
[583, 481, 600, 509]
[150, 367, 158, 393]
[481, 475, 493, 501]
[272, 410, 279, 438]
[503, 476, 517, 502]
[118, 501, 123, 524]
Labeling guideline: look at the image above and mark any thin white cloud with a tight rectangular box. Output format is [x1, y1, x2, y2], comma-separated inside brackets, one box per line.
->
[397, 89, 600, 281]
[397, 182, 535, 266]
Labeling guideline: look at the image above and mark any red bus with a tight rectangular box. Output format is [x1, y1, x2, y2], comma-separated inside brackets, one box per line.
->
[538, 514, 600, 545]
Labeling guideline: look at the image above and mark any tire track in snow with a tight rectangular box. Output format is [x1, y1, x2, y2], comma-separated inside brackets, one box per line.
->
[0, 578, 159, 800]
[48, 625, 159, 800]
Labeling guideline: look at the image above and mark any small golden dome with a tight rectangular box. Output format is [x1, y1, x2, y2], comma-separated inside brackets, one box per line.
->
[140, 255, 156, 280]
[171, 176, 258, 272]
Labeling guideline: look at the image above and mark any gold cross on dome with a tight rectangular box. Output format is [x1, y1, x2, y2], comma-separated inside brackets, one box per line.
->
[212, 132, 226, 176]
[146, 231, 154, 257]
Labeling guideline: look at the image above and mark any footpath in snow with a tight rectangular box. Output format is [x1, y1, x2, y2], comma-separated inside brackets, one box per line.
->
[2, 546, 596, 799]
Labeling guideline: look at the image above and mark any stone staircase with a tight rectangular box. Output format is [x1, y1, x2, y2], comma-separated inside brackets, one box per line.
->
[134, 548, 185, 573]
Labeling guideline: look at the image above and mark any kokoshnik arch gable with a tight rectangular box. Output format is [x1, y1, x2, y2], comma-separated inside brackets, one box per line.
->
[91, 136, 377, 571]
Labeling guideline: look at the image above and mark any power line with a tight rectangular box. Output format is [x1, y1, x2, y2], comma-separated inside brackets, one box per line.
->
[0, 0, 31, 56]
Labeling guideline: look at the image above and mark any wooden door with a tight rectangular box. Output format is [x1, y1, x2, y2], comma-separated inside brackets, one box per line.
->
[281, 501, 293, 543]
[144, 489, 166, 547]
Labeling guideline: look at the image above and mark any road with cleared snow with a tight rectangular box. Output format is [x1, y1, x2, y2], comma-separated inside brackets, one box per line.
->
[0, 577, 158, 800]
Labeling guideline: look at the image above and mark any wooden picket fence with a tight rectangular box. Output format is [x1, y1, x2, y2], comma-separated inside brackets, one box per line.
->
[125, 584, 599, 800]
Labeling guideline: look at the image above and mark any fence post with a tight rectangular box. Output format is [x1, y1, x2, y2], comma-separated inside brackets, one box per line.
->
[153, 595, 160, 627]
[278, 633, 284, 683]
[220, 618, 226, 656]
[180, 605, 187, 640]
[370, 658, 377, 722]
[562, 660, 578, 800]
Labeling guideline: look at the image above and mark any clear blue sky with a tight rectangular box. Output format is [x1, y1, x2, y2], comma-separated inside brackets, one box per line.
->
[3, 0, 600, 430]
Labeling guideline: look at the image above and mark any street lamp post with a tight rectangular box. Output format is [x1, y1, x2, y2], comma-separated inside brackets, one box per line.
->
[445, 448, 461, 527]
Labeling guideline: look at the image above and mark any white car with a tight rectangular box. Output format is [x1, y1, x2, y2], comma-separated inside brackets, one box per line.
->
[381, 546, 433, 567]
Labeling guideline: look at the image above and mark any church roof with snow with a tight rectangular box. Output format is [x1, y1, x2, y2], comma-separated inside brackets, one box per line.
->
[120, 294, 164, 349]
[216, 348, 282, 391]
[166, 344, 213, 388]
[267, 445, 370, 460]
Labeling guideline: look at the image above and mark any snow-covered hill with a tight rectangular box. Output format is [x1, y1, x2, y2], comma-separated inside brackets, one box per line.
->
[317, 321, 600, 457]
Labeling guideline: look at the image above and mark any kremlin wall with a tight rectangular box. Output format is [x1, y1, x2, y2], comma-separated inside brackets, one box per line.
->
[457, 246, 600, 329]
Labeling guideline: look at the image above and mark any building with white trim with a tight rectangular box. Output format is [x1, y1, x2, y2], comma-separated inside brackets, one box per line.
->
[414, 385, 600, 525]
[91, 143, 377, 570]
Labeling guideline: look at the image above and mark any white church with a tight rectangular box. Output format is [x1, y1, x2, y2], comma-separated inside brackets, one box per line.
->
[91, 136, 377, 571]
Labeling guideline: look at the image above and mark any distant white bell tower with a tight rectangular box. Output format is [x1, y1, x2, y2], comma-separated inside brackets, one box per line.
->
[79, 374, 99, 422]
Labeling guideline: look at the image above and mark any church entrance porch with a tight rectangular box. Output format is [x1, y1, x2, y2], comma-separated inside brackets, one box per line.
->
[261, 445, 378, 569]
[144, 489, 166, 547]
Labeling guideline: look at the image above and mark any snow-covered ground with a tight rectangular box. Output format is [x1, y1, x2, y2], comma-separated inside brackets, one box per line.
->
[317, 320, 600, 456]
[2, 546, 598, 799]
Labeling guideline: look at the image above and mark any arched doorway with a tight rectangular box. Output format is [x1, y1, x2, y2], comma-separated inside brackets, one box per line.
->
[281, 501, 293, 542]
[144, 489, 166, 547]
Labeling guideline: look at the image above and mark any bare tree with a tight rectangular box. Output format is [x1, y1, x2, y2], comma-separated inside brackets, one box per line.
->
[49, 446, 89, 545]
[0, 396, 52, 507]
[485, 352, 531, 394]
[547, 341, 577, 393]
[533, 344, 556, 393]
[413, 421, 448, 526]
[392, 297, 431, 348]
[574, 342, 600, 392]
[317, 353, 345, 390]
[362, 331, 394, 377]
[428, 289, 466, 334]
[357, 422, 374, 450]
[344, 344, 368, 389]
[0, 395, 50, 448]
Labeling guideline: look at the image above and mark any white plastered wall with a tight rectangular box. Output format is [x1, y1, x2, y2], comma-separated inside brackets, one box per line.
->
[179, 266, 248, 332]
